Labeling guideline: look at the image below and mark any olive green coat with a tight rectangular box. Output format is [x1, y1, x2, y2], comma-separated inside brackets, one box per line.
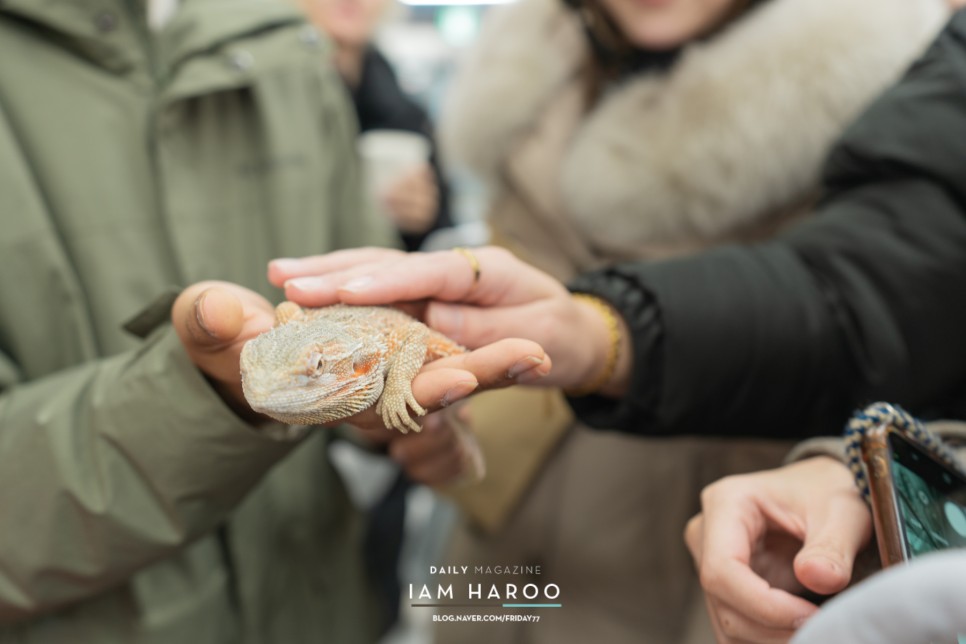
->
[0, 0, 394, 641]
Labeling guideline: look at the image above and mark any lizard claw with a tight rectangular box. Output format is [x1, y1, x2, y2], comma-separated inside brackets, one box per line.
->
[377, 395, 423, 434]
[274, 301, 304, 326]
[401, 414, 422, 434]
[407, 391, 426, 419]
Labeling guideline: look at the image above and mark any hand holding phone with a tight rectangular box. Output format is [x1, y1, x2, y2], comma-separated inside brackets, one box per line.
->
[856, 412, 966, 567]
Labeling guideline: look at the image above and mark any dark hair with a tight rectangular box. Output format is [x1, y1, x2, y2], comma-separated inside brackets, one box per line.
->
[565, 0, 761, 101]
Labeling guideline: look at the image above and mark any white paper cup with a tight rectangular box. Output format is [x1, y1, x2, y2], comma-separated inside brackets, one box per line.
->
[357, 129, 431, 216]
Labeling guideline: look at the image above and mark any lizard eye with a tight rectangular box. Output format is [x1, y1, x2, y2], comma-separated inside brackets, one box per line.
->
[307, 351, 326, 373]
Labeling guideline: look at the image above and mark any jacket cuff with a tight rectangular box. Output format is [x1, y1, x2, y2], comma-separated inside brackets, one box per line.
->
[123, 288, 304, 441]
[145, 325, 307, 445]
[564, 267, 664, 433]
[784, 437, 848, 464]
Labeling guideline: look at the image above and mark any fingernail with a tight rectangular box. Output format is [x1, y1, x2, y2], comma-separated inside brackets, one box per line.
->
[441, 380, 478, 407]
[516, 365, 550, 385]
[286, 276, 325, 291]
[340, 276, 374, 293]
[269, 258, 300, 272]
[807, 553, 843, 576]
[507, 356, 545, 379]
[193, 293, 217, 338]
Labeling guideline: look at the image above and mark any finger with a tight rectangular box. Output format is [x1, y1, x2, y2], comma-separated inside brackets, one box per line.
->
[712, 599, 799, 644]
[422, 339, 552, 388]
[704, 594, 732, 644]
[699, 493, 820, 629]
[383, 167, 417, 193]
[389, 413, 459, 466]
[179, 286, 245, 351]
[386, 187, 434, 211]
[387, 200, 435, 234]
[684, 513, 705, 565]
[351, 424, 394, 447]
[284, 262, 391, 307]
[706, 595, 772, 644]
[702, 538, 819, 630]
[326, 247, 563, 308]
[394, 162, 434, 186]
[286, 262, 451, 309]
[346, 338, 552, 432]
[268, 248, 404, 287]
[411, 367, 484, 409]
[282, 251, 471, 309]
[794, 489, 872, 596]
[336, 251, 482, 304]
[389, 413, 466, 485]
[396, 439, 464, 486]
[424, 303, 538, 348]
[414, 161, 434, 180]
[390, 198, 435, 226]
[344, 367, 480, 431]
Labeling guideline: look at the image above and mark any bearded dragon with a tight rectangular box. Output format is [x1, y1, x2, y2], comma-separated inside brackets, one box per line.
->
[240, 302, 465, 433]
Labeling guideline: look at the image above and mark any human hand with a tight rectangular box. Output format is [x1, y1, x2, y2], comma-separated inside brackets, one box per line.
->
[790, 550, 966, 644]
[339, 333, 552, 431]
[268, 247, 630, 395]
[382, 163, 439, 234]
[684, 457, 873, 643]
[173, 280, 542, 431]
[172, 282, 277, 423]
[355, 404, 481, 487]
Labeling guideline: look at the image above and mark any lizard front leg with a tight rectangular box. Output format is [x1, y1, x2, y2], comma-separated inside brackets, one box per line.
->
[376, 325, 430, 433]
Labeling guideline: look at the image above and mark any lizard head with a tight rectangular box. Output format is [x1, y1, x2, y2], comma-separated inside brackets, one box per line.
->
[240, 313, 385, 426]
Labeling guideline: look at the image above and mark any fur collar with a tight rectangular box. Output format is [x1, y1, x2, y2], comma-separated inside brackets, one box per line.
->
[441, 0, 947, 254]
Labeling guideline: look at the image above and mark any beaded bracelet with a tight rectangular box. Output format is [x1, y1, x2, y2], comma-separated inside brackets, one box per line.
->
[565, 293, 622, 397]
[843, 402, 965, 503]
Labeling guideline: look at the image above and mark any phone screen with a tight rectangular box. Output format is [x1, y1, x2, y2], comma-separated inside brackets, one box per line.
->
[889, 432, 966, 558]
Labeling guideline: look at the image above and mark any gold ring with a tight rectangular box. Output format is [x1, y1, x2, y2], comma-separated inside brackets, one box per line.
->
[452, 247, 481, 287]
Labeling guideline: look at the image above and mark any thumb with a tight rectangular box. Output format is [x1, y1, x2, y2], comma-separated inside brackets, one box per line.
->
[794, 496, 872, 596]
[178, 286, 245, 351]
[425, 302, 527, 348]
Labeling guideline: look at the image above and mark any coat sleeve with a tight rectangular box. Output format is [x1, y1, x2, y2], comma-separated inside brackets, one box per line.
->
[568, 13, 966, 438]
[0, 326, 300, 623]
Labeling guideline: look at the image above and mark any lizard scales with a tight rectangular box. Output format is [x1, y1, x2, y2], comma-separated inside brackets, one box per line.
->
[240, 302, 464, 433]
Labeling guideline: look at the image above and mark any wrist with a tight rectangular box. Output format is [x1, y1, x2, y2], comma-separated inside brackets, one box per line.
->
[565, 294, 629, 398]
[600, 314, 631, 397]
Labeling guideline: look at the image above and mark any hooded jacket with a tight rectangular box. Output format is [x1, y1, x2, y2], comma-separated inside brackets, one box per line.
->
[0, 0, 393, 641]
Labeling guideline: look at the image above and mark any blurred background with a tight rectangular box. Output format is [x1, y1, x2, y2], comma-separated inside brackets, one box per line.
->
[318, 2, 506, 643]
[367, 0, 502, 236]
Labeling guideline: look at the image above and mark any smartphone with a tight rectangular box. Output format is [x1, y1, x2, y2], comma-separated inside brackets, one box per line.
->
[861, 423, 966, 567]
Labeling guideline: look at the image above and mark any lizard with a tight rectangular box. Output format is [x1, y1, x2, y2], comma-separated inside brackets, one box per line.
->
[240, 301, 465, 433]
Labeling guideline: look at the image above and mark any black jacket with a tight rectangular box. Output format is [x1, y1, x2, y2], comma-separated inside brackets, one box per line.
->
[352, 48, 452, 251]
[569, 12, 966, 438]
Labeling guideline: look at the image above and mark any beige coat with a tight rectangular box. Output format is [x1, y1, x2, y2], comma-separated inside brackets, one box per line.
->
[436, 0, 948, 641]
[444, 0, 948, 277]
